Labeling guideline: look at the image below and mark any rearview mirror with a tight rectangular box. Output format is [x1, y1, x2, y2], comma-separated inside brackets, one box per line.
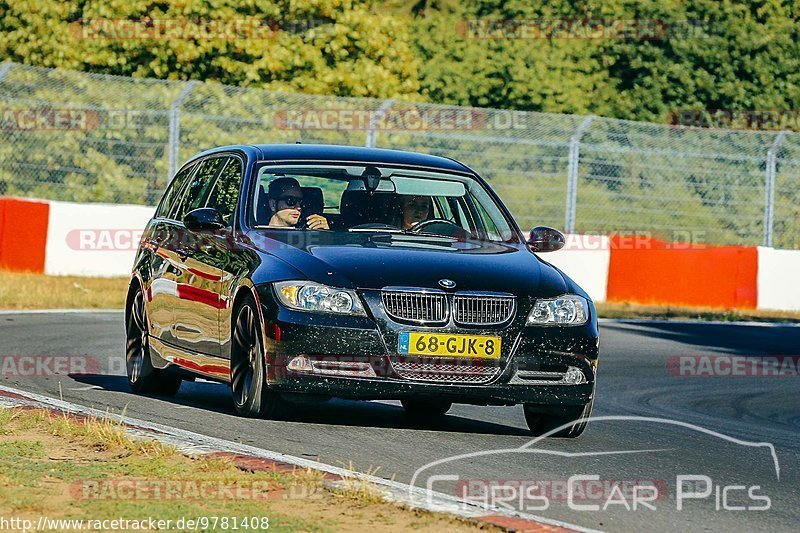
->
[527, 226, 565, 252]
[184, 208, 225, 232]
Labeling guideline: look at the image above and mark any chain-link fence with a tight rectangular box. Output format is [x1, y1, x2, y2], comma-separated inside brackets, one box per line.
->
[1, 61, 797, 249]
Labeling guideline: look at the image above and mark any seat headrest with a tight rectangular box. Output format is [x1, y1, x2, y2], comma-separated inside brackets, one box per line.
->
[301, 187, 324, 216]
[297, 186, 324, 227]
[256, 184, 270, 225]
[340, 191, 396, 228]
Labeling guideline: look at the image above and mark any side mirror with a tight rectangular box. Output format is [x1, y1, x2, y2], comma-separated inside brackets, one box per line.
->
[527, 226, 565, 252]
[184, 208, 225, 232]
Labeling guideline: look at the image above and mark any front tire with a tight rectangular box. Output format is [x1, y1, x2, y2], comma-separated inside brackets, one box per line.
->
[523, 398, 593, 438]
[230, 294, 283, 418]
[125, 287, 181, 396]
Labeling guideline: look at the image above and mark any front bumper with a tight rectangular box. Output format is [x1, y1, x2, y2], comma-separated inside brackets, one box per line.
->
[272, 371, 595, 406]
[256, 285, 599, 407]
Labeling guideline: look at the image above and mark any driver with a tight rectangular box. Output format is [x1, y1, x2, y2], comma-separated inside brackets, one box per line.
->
[267, 177, 329, 230]
[399, 195, 431, 229]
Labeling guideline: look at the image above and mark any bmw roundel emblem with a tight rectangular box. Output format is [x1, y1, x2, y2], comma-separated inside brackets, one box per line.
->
[438, 278, 456, 289]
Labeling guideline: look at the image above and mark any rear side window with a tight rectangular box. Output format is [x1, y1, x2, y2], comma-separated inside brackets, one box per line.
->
[206, 157, 243, 226]
[156, 163, 195, 219]
[174, 157, 227, 222]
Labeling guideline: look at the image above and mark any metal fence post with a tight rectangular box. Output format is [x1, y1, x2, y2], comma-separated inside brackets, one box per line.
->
[0, 61, 14, 84]
[763, 131, 787, 247]
[565, 115, 595, 233]
[365, 99, 395, 148]
[168, 81, 198, 181]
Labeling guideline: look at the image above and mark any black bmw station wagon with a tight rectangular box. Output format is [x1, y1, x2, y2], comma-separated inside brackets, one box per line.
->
[126, 144, 599, 437]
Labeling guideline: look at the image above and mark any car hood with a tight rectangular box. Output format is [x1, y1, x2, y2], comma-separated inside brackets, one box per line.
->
[248, 230, 568, 296]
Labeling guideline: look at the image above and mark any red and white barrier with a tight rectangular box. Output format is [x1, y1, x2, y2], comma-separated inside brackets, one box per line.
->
[605, 236, 758, 310]
[0, 196, 797, 312]
[757, 247, 800, 311]
[44, 200, 154, 277]
[0, 196, 154, 278]
[0, 197, 50, 273]
[544, 234, 610, 302]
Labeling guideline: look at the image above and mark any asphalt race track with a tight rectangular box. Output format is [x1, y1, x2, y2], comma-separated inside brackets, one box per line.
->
[0, 311, 797, 532]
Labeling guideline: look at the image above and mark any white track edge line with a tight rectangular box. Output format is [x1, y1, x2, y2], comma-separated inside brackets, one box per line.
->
[0, 383, 600, 533]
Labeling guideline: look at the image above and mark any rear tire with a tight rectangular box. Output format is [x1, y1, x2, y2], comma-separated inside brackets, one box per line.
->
[523, 398, 593, 438]
[230, 294, 283, 418]
[125, 287, 182, 396]
[401, 398, 452, 420]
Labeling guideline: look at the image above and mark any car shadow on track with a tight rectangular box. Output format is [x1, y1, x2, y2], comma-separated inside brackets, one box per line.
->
[69, 373, 531, 436]
[602, 321, 800, 355]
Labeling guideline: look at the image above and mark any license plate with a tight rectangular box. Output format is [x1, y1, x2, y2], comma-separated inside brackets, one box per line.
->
[397, 332, 501, 359]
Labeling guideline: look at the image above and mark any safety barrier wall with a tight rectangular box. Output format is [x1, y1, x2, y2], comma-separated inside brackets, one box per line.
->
[0, 196, 795, 312]
[605, 236, 759, 309]
[44, 200, 154, 277]
[756, 247, 800, 312]
[0, 197, 50, 273]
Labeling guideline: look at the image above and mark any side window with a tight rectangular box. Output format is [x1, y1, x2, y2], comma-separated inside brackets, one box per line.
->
[175, 157, 227, 221]
[206, 157, 243, 226]
[156, 163, 195, 219]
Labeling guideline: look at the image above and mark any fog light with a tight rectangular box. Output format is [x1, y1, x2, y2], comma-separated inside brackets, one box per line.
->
[563, 366, 587, 385]
[287, 355, 312, 372]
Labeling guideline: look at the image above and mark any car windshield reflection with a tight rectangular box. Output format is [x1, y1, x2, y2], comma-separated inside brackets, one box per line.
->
[251, 164, 519, 244]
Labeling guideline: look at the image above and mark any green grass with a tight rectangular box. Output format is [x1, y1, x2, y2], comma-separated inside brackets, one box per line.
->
[0, 271, 127, 310]
[0, 408, 492, 532]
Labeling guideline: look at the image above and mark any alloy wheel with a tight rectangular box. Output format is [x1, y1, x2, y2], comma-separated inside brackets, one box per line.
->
[231, 303, 259, 409]
[126, 290, 147, 384]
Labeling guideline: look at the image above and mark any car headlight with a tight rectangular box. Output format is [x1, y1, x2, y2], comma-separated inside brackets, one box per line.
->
[273, 281, 366, 316]
[527, 295, 588, 326]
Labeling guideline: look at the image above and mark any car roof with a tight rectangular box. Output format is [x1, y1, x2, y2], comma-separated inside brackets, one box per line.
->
[192, 144, 472, 174]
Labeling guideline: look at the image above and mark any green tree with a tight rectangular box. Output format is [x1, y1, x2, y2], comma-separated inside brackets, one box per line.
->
[410, 2, 617, 115]
[0, 0, 422, 99]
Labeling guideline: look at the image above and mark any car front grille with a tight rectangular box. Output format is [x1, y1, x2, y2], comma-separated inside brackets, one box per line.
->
[391, 360, 501, 384]
[453, 294, 515, 325]
[381, 289, 515, 325]
[381, 290, 447, 324]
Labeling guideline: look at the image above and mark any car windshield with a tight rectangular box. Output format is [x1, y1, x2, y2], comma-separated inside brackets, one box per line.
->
[251, 164, 519, 243]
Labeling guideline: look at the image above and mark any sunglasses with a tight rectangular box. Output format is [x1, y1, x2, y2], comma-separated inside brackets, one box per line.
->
[277, 196, 303, 208]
